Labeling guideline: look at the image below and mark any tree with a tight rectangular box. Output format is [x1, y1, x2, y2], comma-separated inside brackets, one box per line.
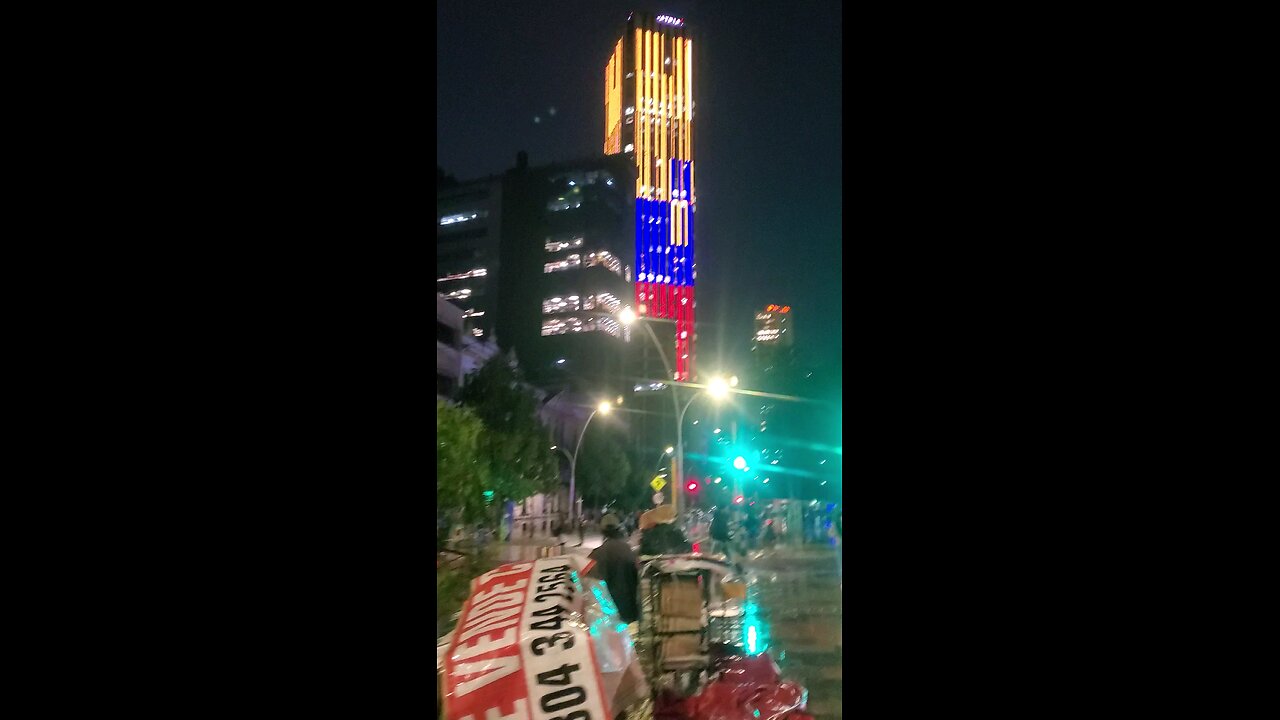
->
[574, 423, 632, 511]
[436, 399, 490, 539]
[458, 355, 560, 521]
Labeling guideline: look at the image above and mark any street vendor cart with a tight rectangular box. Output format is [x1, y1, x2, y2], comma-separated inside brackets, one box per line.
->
[635, 553, 748, 698]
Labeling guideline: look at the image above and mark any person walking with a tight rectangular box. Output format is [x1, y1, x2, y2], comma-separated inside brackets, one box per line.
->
[710, 507, 734, 560]
[587, 514, 640, 624]
[576, 516, 586, 547]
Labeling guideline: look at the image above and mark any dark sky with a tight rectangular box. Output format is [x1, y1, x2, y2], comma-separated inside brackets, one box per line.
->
[438, 0, 842, 381]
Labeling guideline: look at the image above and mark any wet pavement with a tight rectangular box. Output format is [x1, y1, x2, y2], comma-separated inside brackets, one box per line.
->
[745, 542, 843, 720]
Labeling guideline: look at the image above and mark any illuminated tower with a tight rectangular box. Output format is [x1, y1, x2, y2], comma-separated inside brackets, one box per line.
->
[605, 12, 696, 381]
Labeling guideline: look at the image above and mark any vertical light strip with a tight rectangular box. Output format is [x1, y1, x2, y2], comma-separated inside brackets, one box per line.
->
[665, 37, 671, 203]
[683, 38, 690, 163]
[686, 40, 693, 167]
[677, 38, 684, 162]
[669, 74, 675, 194]
[604, 55, 610, 153]
[635, 29, 643, 196]
[651, 29, 658, 199]
[642, 28, 649, 195]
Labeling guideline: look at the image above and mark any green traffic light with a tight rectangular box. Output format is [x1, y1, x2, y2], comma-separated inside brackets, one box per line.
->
[733, 456, 747, 470]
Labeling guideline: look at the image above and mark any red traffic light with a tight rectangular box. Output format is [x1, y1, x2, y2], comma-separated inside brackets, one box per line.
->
[686, 481, 699, 492]
[734, 495, 744, 504]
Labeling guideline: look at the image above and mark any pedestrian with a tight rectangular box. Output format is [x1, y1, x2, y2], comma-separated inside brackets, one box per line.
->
[587, 514, 640, 624]
[576, 516, 586, 547]
[710, 507, 734, 560]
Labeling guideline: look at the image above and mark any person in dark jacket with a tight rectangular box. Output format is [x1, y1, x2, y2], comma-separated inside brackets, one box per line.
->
[587, 514, 640, 623]
[710, 508, 734, 560]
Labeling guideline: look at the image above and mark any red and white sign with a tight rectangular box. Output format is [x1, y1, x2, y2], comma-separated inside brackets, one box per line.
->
[443, 557, 613, 720]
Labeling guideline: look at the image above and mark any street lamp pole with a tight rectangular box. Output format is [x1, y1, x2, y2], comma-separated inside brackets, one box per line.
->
[653, 446, 675, 476]
[619, 306, 735, 519]
[635, 320, 685, 514]
[552, 400, 613, 525]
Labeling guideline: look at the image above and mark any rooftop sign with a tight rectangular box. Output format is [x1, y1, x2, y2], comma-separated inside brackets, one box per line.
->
[656, 14, 684, 27]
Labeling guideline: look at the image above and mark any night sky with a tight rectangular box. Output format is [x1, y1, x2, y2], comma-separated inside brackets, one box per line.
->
[438, 0, 842, 384]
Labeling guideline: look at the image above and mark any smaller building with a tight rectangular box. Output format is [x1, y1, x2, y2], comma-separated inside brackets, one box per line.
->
[753, 304, 794, 349]
[437, 294, 465, 400]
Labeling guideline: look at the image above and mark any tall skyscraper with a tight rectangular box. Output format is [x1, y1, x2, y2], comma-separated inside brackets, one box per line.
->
[605, 12, 696, 381]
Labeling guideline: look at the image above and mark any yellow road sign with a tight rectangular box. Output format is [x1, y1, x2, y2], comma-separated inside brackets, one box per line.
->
[650, 476, 667, 492]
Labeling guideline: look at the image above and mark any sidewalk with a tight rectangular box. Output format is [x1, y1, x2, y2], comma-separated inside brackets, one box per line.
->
[490, 531, 606, 563]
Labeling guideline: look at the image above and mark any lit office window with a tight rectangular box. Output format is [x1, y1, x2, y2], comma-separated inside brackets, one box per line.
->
[540, 316, 622, 338]
[544, 254, 582, 273]
[545, 237, 585, 253]
[583, 251, 623, 276]
[439, 210, 489, 226]
[542, 296, 582, 315]
[437, 267, 488, 283]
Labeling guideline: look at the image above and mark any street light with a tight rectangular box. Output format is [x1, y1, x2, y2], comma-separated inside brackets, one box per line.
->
[618, 304, 736, 516]
[652, 445, 675, 476]
[552, 398, 617, 525]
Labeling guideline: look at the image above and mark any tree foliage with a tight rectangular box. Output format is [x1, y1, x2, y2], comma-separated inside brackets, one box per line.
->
[458, 355, 559, 514]
[575, 423, 632, 510]
[437, 399, 491, 532]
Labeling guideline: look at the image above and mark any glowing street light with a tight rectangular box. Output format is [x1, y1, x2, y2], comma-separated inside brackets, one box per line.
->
[707, 375, 730, 399]
[618, 306, 638, 325]
[555, 397, 619, 524]
[665, 446, 675, 454]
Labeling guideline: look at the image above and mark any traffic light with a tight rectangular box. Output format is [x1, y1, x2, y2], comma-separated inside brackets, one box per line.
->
[734, 495, 745, 504]
[733, 456, 747, 470]
[686, 480, 699, 493]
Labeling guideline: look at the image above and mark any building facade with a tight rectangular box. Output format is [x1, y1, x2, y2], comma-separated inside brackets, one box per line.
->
[494, 153, 637, 397]
[438, 172, 504, 339]
[604, 11, 697, 382]
[436, 294, 465, 400]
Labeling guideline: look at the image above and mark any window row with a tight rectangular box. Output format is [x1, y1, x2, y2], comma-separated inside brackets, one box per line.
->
[549, 170, 616, 188]
[541, 316, 623, 338]
[439, 210, 489, 226]
[437, 267, 487, 283]
[542, 251, 623, 277]
[545, 236, 585, 253]
[541, 292, 621, 316]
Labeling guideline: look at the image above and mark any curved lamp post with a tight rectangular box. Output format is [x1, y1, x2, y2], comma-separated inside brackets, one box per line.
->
[551, 399, 614, 524]
[618, 305, 736, 516]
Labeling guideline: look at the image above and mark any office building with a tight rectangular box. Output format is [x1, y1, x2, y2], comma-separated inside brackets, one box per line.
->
[438, 171, 503, 339]
[604, 11, 697, 382]
[437, 153, 638, 398]
[753, 304, 794, 349]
